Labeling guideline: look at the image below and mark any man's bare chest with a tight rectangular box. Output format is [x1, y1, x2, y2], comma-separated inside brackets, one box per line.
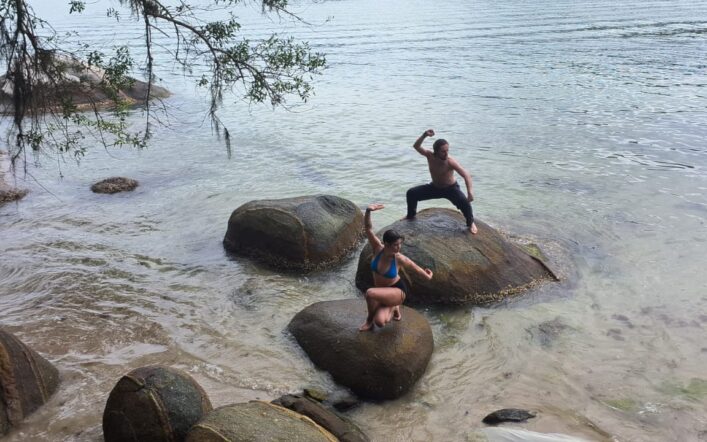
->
[427, 159, 453, 176]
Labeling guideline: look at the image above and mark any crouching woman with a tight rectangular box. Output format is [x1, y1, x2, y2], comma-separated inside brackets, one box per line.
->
[359, 203, 433, 331]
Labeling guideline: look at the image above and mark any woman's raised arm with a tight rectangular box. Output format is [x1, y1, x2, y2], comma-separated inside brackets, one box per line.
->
[364, 203, 384, 253]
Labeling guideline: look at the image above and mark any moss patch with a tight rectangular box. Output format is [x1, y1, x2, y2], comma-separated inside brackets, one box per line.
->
[658, 378, 707, 401]
[603, 398, 638, 412]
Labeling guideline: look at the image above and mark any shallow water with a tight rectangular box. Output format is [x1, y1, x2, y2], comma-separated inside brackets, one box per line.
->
[1, 0, 706, 441]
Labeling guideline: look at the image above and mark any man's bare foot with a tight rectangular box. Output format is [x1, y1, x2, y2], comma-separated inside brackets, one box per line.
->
[392, 306, 402, 321]
[469, 222, 478, 235]
[359, 320, 374, 331]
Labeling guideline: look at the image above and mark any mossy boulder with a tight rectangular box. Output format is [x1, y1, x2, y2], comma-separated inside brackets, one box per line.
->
[223, 195, 364, 271]
[288, 299, 433, 400]
[185, 401, 337, 442]
[103, 365, 212, 442]
[0, 329, 60, 436]
[355, 208, 555, 305]
[91, 177, 138, 194]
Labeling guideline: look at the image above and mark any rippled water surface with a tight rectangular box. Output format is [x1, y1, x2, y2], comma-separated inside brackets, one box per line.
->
[1, 0, 706, 441]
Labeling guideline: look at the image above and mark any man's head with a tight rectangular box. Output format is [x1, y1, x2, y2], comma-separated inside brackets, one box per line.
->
[433, 139, 449, 160]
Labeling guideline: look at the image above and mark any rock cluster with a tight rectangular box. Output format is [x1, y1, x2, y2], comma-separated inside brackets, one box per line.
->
[0, 52, 170, 114]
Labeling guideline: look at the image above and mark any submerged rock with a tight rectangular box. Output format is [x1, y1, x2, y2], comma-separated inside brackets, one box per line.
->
[355, 208, 555, 305]
[288, 299, 433, 400]
[272, 394, 369, 442]
[327, 392, 361, 412]
[0, 329, 60, 436]
[91, 177, 138, 194]
[223, 195, 364, 271]
[482, 408, 537, 425]
[103, 365, 212, 442]
[186, 401, 337, 442]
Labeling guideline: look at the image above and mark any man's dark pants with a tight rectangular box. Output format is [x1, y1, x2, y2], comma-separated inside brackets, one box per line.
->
[406, 182, 474, 227]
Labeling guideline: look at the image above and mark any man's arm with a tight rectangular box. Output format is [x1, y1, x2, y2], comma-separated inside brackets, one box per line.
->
[413, 129, 434, 157]
[449, 157, 474, 202]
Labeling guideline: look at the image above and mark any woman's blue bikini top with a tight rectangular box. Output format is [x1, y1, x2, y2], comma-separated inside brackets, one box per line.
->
[371, 251, 397, 278]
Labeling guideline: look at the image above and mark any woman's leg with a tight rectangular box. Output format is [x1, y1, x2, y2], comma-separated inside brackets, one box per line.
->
[392, 305, 402, 321]
[374, 306, 392, 327]
[359, 287, 405, 331]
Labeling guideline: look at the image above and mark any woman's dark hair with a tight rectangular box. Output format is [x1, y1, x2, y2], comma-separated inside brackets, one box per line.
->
[382, 229, 404, 244]
[433, 138, 448, 153]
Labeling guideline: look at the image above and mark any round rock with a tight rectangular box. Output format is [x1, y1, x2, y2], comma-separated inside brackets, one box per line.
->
[288, 299, 433, 400]
[91, 177, 138, 194]
[223, 195, 364, 271]
[103, 365, 212, 442]
[185, 401, 337, 442]
[0, 186, 28, 205]
[0, 329, 60, 436]
[355, 208, 554, 305]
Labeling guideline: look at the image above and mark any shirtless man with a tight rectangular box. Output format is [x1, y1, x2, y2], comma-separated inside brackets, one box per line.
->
[405, 129, 478, 234]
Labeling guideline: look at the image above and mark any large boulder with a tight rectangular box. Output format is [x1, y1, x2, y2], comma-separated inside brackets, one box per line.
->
[103, 365, 212, 442]
[223, 195, 364, 271]
[0, 52, 170, 114]
[185, 401, 337, 442]
[0, 329, 60, 436]
[355, 208, 555, 305]
[288, 299, 433, 400]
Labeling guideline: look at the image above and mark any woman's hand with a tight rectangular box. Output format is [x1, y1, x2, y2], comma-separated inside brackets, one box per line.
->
[367, 203, 385, 212]
[423, 268, 433, 280]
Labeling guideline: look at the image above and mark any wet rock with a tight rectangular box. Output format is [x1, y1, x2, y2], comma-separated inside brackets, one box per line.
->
[185, 401, 337, 441]
[103, 365, 212, 442]
[272, 394, 369, 442]
[607, 328, 625, 341]
[0, 52, 170, 114]
[0, 329, 60, 436]
[355, 208, 555, 305]
[612, 314, 635, 328]
[0, 186, 28, 204]
[223, 195, 364, 271]
[288, 299, 433, 400]
[304, 387, 328, 402]
[528, 317, 571, 348]
[91, 177, 138, 194]
[482, 408, 537, 425]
